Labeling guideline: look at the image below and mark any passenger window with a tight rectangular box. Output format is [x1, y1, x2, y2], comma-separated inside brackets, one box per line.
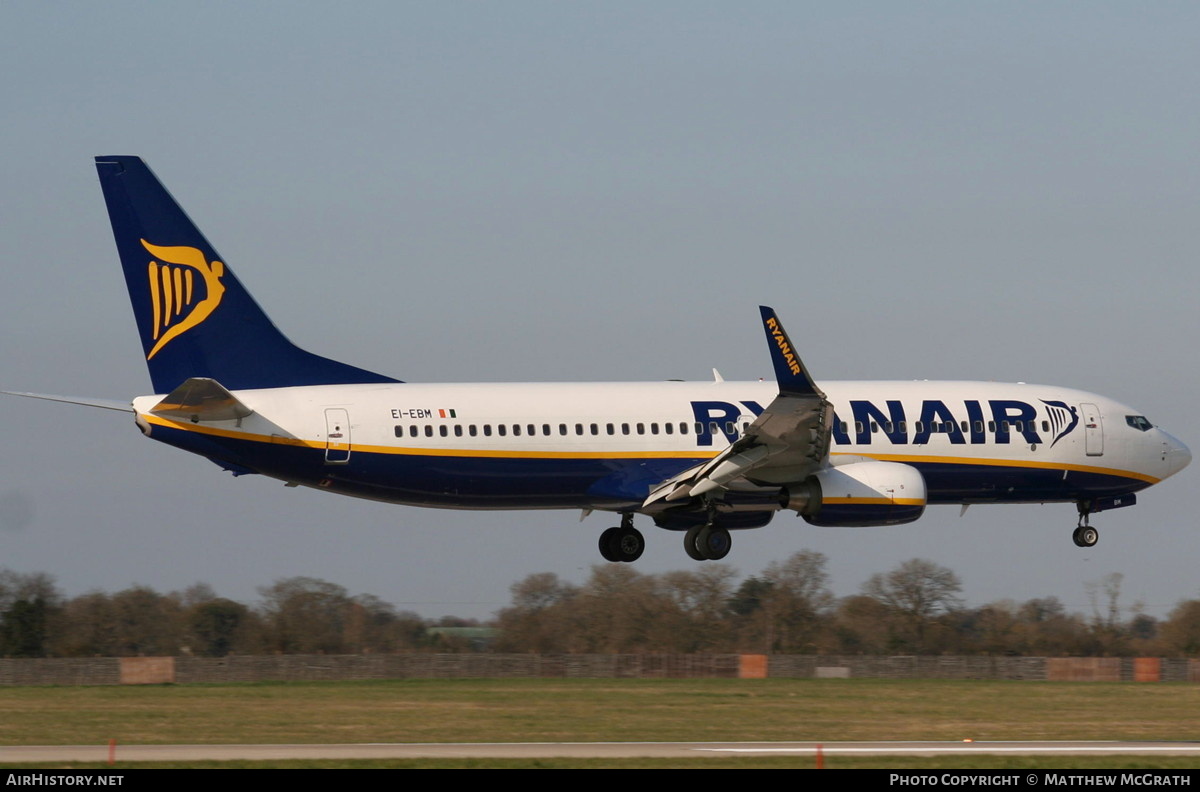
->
[484, 425, 492, 437]
[513, 424, 521, 436]
[606, 423, 615, 435]
[439, 425, 448, 437]
[622, 423, 630, 435]
[409, 426, 418, 438]
[469, 425, 478, 437]
[559, 424, 567, 436]
[498, 425, 507, 437]
[651, 423, 659, 435]
[454, 425, 463, 437]
[665, 423, 674, 435]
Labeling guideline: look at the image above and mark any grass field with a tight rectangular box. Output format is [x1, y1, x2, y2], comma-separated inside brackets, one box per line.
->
[2, 678, 1198, 768]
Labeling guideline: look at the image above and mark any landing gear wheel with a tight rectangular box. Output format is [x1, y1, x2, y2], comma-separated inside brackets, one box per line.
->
[697, 525, 732, 560]
[684, 525, 706, 561]
[599, 527, 621, 562]
[600, 525, 645, 562]
[1073, 502, 1099, 548]
[614, 526, 645, 562]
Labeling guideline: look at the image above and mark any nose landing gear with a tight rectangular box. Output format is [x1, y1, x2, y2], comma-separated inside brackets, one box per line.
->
[1072, 502, 1098, 547]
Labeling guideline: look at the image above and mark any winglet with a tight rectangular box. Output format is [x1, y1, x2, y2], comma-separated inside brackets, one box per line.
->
[758, 306, 823, 397]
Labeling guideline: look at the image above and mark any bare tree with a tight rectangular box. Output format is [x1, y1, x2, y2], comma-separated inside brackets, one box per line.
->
[758, 550, 834, 653]
[862, 558, 963, 652]
[659, 565, 738, 652]
[257, 577, 353, 654]
[494, 572, 579, 653]
[1158, 600, 1200, 656]
[572, 565, 664, 653]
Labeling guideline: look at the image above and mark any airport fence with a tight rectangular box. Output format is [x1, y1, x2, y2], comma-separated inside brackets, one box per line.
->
[1, 654, 1199, 686]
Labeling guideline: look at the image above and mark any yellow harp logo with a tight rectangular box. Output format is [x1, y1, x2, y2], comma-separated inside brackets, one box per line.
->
[142, 239, 226, 360]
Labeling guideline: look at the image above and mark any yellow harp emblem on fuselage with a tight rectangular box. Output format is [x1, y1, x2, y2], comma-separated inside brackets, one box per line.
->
[142, 239, 226, 360]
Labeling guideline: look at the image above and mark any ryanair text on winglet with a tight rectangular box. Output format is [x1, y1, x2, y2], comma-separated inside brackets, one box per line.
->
[765, 316, 802, 376]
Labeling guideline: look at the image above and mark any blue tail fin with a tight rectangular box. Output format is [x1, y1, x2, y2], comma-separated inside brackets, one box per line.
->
[95, 156, 399, 393]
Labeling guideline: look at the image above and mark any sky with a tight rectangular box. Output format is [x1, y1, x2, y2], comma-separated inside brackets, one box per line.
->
[1, 1, 1196, 622]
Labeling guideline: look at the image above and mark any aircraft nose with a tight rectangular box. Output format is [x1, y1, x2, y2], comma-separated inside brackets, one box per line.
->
[1160, 430, 1191, 478]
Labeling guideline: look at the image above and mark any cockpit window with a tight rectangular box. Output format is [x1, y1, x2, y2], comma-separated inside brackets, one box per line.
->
[1126, 415, 1153, 432]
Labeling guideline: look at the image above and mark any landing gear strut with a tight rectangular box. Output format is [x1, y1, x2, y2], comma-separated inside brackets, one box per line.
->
[1072, 503, 1098, 548]
[599, 513, 644, 563]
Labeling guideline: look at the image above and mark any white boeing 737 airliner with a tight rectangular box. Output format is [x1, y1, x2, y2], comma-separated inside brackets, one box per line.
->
[5, 157, 1191, 562]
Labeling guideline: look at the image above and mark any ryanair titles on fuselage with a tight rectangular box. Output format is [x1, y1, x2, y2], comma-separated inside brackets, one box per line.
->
[692, 397, 1078, 447]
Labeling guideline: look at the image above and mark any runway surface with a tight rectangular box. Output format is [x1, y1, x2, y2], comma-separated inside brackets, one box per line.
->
[5, 740, 1200, 762]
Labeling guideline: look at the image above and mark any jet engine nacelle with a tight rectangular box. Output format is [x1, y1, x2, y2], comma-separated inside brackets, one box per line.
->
[783, 460, 927, 527]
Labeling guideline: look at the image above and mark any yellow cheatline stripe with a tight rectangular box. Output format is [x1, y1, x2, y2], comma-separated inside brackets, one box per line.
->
[830, 451, 1160, 485]
[141, 415, 718, 461]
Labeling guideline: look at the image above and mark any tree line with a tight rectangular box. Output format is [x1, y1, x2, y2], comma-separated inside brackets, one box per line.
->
[2, 554, 1199, 658]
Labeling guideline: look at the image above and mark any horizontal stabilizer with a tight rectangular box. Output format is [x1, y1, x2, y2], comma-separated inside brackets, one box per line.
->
[0, 391, 133, 412]
[150, 377, 253, 422]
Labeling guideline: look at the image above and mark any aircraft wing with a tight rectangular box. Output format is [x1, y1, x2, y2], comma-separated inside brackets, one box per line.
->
[643, 306, 833, 508]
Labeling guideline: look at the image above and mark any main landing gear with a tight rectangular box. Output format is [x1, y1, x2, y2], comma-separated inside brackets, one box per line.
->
[1072, 502, 1099, 548]
[684, 524, 732, 561]
[599, 514, 644, 563]
[596, 512, 733, 563]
